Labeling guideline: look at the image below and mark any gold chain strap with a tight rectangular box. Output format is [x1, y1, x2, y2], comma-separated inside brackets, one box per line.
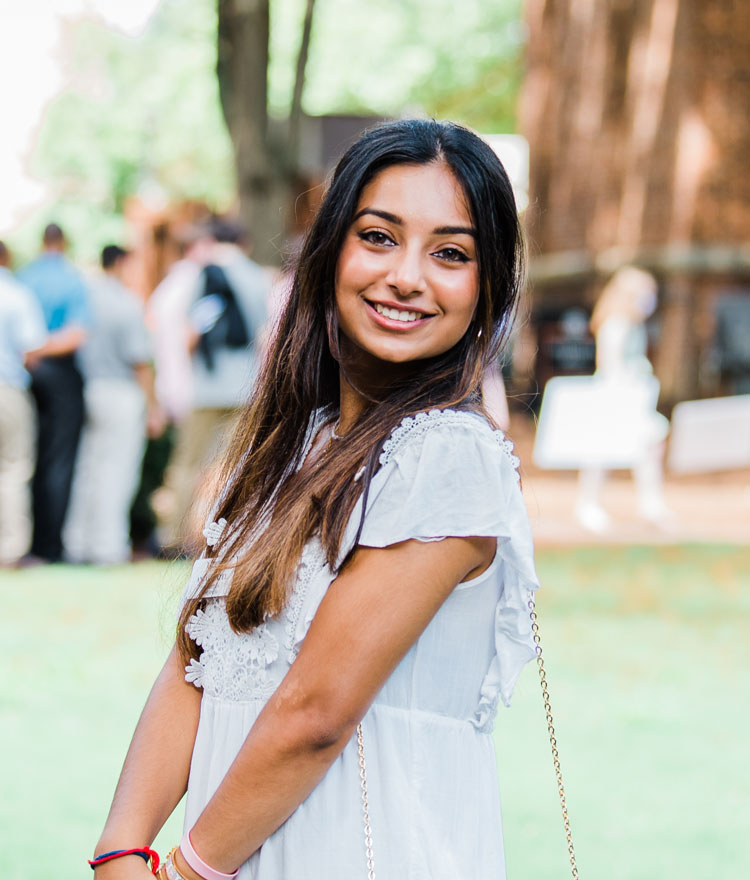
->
[356, 722, 376, 880]
[528, 591, 579, 879]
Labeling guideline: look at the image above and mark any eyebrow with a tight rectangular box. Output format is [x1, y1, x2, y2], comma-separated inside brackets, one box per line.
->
[353, 208, 476, 238]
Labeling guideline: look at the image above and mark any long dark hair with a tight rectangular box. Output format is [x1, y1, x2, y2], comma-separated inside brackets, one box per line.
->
[177, 119, 525, 660]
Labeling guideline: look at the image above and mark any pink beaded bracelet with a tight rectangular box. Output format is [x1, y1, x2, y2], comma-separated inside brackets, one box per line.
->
[179, 831, 239, 880]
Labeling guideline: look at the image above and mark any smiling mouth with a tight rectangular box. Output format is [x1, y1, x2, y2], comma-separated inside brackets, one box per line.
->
[366, 300, 434, 324]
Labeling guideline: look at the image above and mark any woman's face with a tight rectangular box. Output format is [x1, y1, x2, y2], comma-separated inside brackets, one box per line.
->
[334, 162, 480, 365]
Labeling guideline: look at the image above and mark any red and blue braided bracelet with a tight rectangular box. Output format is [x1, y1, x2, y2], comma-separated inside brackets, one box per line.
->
[88, 847, 160, 873]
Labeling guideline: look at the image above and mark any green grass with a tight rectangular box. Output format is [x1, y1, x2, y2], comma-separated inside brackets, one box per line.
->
[0, 561, 188, 879]
[2, 547, 749, 879]
[496, 546, 750, 879]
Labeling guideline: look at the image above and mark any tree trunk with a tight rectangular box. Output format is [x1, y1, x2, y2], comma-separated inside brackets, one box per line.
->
[288, 0, 317, 162]
[217, 0, 283, 264]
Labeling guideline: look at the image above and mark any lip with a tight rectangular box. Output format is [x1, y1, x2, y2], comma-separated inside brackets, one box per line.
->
[364, 298, 436, 331]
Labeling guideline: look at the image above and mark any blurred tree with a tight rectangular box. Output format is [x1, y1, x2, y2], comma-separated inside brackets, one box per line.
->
[23, 0, 234, 264]
[295, 0, 522, 130]
[216, 0, 315, 264]
[223, 0, 522, 262]
[21, 0, 523, 266]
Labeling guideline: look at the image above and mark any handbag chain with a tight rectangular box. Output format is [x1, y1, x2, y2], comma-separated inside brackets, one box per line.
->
[357, 722, 376, 879]
[528, 591, 579, 879]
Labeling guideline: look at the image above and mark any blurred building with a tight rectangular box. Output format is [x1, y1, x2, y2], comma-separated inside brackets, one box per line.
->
[520, 0, 750, 405]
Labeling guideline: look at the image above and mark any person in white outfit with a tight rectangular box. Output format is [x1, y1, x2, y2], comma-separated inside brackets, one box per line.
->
[575, 266, 672, 532]
[149, 226, 215, 426]
[64, 245, 163, 564]
[91, 120, 538, 880]
[0, 242, 47, 566]
[158, 219, 270, 555]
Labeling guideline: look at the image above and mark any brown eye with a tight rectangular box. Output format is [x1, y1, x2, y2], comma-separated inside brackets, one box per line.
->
[433, 247, 469, 263]
[358, 230, 395, 247]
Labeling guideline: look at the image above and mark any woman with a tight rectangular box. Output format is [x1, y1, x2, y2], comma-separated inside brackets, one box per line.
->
[92, 119, 539, 880]
[575, 266, 673, 532]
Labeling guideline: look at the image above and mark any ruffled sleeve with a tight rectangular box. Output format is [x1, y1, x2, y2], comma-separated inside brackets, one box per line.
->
[339, 409, 539, 712]
[355, 410, 521, 547]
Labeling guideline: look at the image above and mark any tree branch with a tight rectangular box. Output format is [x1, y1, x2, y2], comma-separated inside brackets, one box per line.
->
[288, 0, 316, 161]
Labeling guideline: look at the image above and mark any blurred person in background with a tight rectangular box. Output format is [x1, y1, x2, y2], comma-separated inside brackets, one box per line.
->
[158, 218, 270, 556]
[129, 225, 215, 557]
[576, 266, 672, 532]
[17, 223, 91, 563]
[63, 245, 164, 565]
[0, 241, 47, 566]
[149, 224, 215, 426]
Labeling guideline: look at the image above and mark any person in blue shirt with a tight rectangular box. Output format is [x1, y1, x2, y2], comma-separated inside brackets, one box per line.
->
[17, 223, 91, 562]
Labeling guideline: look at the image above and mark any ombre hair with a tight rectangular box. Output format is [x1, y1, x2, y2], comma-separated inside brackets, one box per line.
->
[177, 119, 525, 659]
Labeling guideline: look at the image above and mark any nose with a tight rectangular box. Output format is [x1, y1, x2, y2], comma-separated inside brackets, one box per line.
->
[385, 243, 426, 298]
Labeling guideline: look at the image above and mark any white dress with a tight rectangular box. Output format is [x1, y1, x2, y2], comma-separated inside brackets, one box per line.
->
[178, 408, 540, 879]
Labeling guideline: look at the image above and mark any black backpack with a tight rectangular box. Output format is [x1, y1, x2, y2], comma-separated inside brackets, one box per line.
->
[196, 263, 250, 372]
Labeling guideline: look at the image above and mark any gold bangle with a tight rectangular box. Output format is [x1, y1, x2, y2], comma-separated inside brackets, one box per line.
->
[160, 847, 191, 880]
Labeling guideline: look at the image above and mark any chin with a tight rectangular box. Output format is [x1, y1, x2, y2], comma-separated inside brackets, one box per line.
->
[366, 343, 430, 365]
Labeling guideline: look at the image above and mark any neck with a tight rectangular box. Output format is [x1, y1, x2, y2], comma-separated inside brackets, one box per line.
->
[337, 372, 369, 434]
[335, 335, 429, 434]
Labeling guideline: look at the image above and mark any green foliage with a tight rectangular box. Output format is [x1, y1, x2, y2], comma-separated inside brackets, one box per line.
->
[25, 0, 235, 262]
[19, 0, 523, 263]
[270, 0, 523, 131]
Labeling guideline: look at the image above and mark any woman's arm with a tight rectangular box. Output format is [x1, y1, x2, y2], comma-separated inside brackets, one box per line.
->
[93, 645, 202, 877]
[188, 534, 496, 872]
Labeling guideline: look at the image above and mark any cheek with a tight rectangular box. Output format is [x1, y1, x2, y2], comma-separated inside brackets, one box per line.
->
[444, 273, 480, 327]
[336, 237, 392, 301]
[334, 248, 363, 333]
[336, 240, 368, 295]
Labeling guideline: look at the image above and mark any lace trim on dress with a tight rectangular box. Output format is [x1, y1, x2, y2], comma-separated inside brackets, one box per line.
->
[203, 517, 227, 547]
[183, 545, 330, 700]
[183, 415, 336, 700]
[283, 541, 328, 663]
[184, 535, 330, 700]
[185, 600, 280, 701]
[379, 408, 521, 482]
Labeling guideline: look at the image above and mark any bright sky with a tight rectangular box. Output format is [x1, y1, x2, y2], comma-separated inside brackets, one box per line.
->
[0, 0, 161, 235]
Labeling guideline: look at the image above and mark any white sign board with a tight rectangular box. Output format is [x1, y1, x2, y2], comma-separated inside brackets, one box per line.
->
[668, 395, 750, 473]
[483, 134, 529, 212]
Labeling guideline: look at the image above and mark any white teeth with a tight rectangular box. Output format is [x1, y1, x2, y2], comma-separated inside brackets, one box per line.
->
[374, 303, 420, 322]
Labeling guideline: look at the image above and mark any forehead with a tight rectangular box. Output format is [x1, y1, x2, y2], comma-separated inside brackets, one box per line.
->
[356, 162, 472, 225]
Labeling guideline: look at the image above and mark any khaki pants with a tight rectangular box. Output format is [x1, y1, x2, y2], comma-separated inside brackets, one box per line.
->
[157, 407, 239, 552]
[63, 379, 146, 564]
[0, 384, 35, 565]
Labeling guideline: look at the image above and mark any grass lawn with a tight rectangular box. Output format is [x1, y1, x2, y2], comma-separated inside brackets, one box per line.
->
[2, 546, 749, 879]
